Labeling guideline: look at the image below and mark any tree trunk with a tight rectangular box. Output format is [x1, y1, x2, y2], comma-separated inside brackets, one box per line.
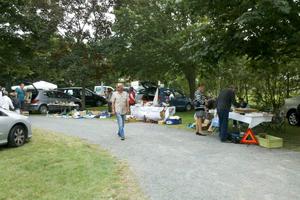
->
[81, 85, 86, 110]
[286, 73, 290, 98]
[184, 70, 196, 100]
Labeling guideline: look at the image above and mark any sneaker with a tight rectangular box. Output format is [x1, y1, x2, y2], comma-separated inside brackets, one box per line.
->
[121, 137, 125, 140]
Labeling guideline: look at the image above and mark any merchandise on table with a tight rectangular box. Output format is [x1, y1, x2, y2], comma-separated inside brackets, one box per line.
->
[130, 105, 176, 121]
[229, 111, 273, 129]
[233, 108, 258, 113]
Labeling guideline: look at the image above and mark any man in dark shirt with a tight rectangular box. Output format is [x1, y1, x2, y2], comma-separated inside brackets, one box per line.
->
[217, 86, 238, 142]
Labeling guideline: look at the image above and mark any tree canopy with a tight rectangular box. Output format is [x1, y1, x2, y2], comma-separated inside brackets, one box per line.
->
[0, 0, 299, 109]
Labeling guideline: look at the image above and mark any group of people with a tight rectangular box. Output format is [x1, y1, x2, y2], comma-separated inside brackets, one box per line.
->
[3, 81, 243, 143]
[193, 83, 247, 142]
[110, 82, 246, 143]
[0, 83, 26, 114]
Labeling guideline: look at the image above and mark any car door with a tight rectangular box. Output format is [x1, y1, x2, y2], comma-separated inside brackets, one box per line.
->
[45, 91, 56, 105]
[45, 91, 59, 112]
[84, 89, 94, 106]
[0, 110, 11, 143]
[55, 91, 69, 102]
[170, 90, 186, 109]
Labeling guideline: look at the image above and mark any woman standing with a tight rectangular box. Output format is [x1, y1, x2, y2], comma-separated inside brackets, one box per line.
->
[128, 87, 136, 106]
[194, 83, 207, 136]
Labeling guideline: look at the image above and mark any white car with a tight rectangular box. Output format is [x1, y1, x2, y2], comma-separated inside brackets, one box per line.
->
[281, 96, 300, 126]
[0, 108, 32, 147]
[94, 86, 114, 97]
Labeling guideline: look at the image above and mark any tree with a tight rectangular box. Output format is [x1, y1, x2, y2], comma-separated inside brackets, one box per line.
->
[57, 0, 114, 109]
[110, 0, 211, 98]
[0, 0, 63, 88]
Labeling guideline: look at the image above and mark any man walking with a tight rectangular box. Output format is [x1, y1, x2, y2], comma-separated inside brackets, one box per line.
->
[216, 86, 238, 142]
[112, 83, 129, 140]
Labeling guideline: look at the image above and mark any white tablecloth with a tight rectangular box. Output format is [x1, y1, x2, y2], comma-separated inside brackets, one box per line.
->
[130, 106, 176, 121]
[229, 112, 273, 128]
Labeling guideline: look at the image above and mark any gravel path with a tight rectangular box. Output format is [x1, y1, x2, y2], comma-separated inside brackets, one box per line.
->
[30, 116, 300, 200]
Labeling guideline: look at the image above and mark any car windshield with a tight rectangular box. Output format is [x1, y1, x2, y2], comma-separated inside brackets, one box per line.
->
[95, 86, 104, 93]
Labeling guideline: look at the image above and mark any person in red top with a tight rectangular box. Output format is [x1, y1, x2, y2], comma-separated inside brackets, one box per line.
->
[128, 87, 136, 106]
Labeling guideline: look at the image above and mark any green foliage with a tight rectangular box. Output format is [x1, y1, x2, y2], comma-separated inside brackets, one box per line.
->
[1, 0, 299, 110]
[0, 0, 63, 87]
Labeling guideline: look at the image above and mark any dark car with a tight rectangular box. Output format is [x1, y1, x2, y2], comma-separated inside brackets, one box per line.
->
[25, 89, 81, 114]
[136, 82, 193, 111]
[58, 87, 107, 107]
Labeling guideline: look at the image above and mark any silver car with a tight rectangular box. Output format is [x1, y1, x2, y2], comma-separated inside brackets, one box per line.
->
[0, 108, 32, 147]
[281, 96, 300, 126]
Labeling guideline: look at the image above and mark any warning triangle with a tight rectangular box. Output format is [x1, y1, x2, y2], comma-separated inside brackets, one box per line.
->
[241, 128, 258, 145]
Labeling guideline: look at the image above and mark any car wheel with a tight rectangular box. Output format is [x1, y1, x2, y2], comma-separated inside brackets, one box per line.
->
[39, 105, 48, 114]
[287, 110, 299, 126]
[96, 100, 103, 107]
[8, 125, 27, 147]
[185, 103, 192, 111]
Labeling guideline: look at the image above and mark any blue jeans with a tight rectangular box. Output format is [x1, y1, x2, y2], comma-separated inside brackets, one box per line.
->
[116, 113, 126, 138]
[217, 109, 230, 141]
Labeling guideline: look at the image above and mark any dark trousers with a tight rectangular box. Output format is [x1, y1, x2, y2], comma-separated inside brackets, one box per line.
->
[108, 102, 112, 112]
[217, 109, 230, 141]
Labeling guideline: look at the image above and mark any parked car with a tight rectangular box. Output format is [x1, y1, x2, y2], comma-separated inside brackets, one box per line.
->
[25, 89, 81, 114]
[94, 86, 114, 97]
[58, 87, 107, 107]
[0, 108, 32, 147]
[281, 96, 300, 126]
[136, 82, 193, 111]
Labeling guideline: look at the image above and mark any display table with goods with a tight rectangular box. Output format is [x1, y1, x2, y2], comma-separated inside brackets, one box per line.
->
[229, 108, 276, 145]
[130, 105, 176, 121]
[229, 110, 273, 129]
[208, 108, 279, 146]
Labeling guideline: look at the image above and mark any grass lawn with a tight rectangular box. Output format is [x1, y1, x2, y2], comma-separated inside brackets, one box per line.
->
[87, 106, 108, 112]
[0, 129, 146, 200]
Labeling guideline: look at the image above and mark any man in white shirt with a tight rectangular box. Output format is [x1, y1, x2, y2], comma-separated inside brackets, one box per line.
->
[111, 83, 129, 140]
[1, 91, 14, 111]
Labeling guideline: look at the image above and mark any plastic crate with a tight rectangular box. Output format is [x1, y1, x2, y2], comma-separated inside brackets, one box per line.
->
[165, 118, 182, 125]
[256, 135, 283, 149]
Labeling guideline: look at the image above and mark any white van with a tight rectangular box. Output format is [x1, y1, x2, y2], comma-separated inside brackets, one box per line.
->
[94, 86, 114, 97]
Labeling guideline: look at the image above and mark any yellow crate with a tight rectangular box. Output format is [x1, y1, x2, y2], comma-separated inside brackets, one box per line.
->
[256, 135, 283, 149]
[158, 120, 165, 125]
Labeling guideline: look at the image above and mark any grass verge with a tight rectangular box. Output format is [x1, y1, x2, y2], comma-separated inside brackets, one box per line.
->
[0, 129, 146, 200]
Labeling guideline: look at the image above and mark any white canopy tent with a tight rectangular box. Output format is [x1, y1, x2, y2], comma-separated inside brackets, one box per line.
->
[11, 81, 58, 91]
